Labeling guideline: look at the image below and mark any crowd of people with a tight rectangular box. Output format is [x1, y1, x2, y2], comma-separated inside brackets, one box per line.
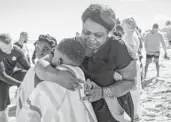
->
[0, 3, 170, 122]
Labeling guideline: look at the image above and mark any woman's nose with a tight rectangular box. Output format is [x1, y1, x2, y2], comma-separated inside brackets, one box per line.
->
[88, 34, 96, 41]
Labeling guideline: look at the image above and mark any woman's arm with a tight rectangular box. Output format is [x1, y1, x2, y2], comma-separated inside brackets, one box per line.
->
[103, 60, 137, 98]
[34, 55, 83, 91]
[83, 60, 137, 101]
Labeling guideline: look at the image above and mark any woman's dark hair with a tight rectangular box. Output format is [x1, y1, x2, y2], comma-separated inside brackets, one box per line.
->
[153, 23, 159, 29]
[82, 4, 116, 31]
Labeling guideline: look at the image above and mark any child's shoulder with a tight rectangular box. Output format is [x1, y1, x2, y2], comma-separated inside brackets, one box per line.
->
[58, 64, 85, 81]
[31, 81, 67, 106]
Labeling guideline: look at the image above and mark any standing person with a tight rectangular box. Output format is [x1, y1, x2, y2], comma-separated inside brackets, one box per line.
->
[14, 32, 28, 49]
[144, 24, 168, 78]
[0, 33, 30, 122]
[0, 33, 14, 122]
[162, 20, 171, 48]
[14, 32, 31, 65]
[0, 34, 13, 61]
[122, 17, 142, 121]
[16, 34, 57, 119]
[135, 27, 144, 80]
[34, 4, 137, 122]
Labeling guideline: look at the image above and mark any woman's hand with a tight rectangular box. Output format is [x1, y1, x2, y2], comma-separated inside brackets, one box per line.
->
[82, 79, 103, 102]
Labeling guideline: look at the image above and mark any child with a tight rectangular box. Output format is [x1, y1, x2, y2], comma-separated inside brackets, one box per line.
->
[17, 38, 97, 122]
[122, 17, 142, 121]
[16, 34, 57, 119]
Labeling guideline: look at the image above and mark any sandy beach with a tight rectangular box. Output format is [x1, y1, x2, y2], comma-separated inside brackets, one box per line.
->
[140, 48, 171, 122]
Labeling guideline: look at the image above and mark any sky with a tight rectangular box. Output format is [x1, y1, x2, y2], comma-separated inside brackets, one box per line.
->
[0, 0, 171, 41]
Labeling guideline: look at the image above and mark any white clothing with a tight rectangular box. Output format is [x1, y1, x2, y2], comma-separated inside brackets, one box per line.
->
[16, 67, 35, 118]
[162, 25, 171, 41]
[16, 64, 97, 122]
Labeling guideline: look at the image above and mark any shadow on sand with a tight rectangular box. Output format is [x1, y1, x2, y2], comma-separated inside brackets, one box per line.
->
[141, 77, 160, 89]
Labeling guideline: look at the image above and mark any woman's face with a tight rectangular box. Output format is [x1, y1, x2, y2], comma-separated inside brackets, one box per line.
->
[81, 18, 108, 50]
[35, 40, 53, 59]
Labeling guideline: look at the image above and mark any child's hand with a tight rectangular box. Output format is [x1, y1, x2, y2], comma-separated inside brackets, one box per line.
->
[113, 71, 123, 81]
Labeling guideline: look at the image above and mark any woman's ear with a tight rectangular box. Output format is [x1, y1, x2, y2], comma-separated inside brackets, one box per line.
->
[52, 48, 55, 52]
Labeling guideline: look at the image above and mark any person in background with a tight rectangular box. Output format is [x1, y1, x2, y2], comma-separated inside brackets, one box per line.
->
[0, 33, 14, 122]
[0, 33, 30, 122]
[34, 4, 137, 122]
[32, 35, 57, 64]
[135, 27, 144, 80]
[162, 20, 171, 48]
[144, 23, 168, 78]
[122, 17, 142, 121]
[16, 34, 57, 120]
[14, 32, 31, 66]
[31, 42, 37, 64]
[112, 25, 124, 40]
[14, 32, 28, 49]
[0, 34, 13, 62]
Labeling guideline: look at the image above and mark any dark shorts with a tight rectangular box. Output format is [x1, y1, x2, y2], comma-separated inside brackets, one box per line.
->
[0, 70, 27, 111]
[146, 52, 160, 63]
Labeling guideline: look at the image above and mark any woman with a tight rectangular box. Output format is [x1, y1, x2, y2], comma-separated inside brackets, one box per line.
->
[122, 17, 142, 120]
[35, 4, 137, 122]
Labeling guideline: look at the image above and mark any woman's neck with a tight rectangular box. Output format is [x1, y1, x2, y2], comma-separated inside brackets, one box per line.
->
[85, 47, 94, 57]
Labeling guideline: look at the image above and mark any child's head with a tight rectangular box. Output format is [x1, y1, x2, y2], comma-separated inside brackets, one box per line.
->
[19, 32, 28, 43]
[51, 38, 85, 67]
[35, 34, 57, 59]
